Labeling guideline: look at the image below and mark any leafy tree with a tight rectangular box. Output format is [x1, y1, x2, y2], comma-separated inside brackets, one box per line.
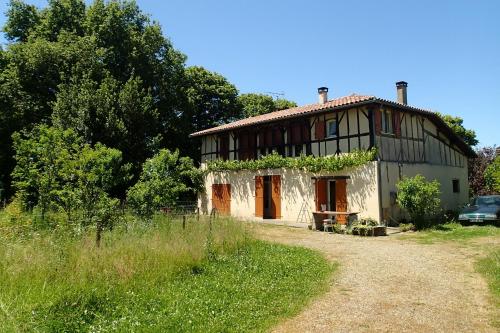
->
[127, 149, 204, 218]
[469, 146, 497, 196]
[76, 143, 127, 226]
[274, 98, 297, 110]
[238, 93, 296, 118]
[11, 125, 129, 229]
[0, 0, 186, 196]
[12, 125, 82, 219]
[484, 155, 500, 194]
[179, 66, 240, 158]
[183, 66, 240, 131]
[436, 112, 478, 147]
[53, 74, 160, 172]
[3, 0, 40, 42]
[396, 174, 441, 229]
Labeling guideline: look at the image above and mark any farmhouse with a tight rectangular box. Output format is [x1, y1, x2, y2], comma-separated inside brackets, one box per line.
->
[190, 82, 475, 225]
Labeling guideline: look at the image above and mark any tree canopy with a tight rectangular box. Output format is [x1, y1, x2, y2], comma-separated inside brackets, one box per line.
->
[436, 112, 478, 147]
[0, 0, 298, 199]
[238, 93, 297, 118]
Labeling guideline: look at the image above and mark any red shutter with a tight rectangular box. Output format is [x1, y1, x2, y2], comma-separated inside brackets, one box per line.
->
[271, 175, 281, 218]
[291, 123, 302, 144]
[335, 179, 348, 224]
[315, 120, 325, 140]
[393, 111, 401, 138]
[248, 133, 256, 159]
[315, 179, 327, 211]
[302, 123, 310, 143]
[265, 128, 273, 146]
[220, 134, 229, 160]
[258, 131, 265, 148]
[374, 109, 382, 135]
[273, 128, 283, 145]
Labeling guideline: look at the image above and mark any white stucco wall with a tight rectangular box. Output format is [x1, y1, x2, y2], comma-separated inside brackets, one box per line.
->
[199, 161, 381, 224]
[379, 161, 469, 222]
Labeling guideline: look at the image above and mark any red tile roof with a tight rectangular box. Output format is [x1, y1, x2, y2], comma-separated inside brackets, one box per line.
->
[189, 93, 476, 157]
[190, 94, 375, 137]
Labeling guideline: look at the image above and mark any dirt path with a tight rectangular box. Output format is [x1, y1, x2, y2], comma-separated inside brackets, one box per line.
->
[253, 225, 496, 333]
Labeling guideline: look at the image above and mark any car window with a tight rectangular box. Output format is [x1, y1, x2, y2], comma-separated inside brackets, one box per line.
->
[477, 197, 500, 206]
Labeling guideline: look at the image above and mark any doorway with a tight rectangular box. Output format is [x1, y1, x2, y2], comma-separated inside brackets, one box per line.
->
[255, 175, 281, 219]
[263, 176, 272, 218]
[328, 180, 336, 211]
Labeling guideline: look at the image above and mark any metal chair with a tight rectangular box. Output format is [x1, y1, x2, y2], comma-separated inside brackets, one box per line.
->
[323, 217, 336, 233]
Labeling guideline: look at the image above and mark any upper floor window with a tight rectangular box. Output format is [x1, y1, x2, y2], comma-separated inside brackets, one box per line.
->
[381, 109, 394, 134]
[452, 179, 460, 193]
[326, 119, 337, 138]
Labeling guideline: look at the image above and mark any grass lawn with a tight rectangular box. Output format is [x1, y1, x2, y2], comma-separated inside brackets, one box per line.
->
[0, 215, 334, 332]
[400, 222, 500, 244]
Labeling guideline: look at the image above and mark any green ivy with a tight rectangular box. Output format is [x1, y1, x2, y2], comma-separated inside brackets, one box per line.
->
[206, 148, 377, 173]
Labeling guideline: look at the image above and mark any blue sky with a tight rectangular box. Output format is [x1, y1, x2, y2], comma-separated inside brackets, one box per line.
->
[1, 0, 499, 147]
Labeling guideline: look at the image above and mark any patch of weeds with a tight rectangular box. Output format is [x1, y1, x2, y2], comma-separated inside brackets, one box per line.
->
[399, 223, 415, 232]
[476, 249, 500, 328]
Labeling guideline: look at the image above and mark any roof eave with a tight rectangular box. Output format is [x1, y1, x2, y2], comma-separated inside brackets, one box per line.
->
[189, 98, 377, 138]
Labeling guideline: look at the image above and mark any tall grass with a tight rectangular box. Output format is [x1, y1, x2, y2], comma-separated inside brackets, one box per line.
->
[0, 213, 333, 332]
[476, 249, 500, 328]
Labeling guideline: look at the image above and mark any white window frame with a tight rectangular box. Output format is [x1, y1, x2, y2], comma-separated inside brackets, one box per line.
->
[326, 119, 337, 138]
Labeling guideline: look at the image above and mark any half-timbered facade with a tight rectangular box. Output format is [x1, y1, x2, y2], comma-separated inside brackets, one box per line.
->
[191, 82, 475, 224]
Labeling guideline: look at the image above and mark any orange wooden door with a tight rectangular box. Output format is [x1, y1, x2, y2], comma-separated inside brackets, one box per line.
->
[315, 179, 327, 211]
[335, 179, 348, 224]
[212, 184, 231, 215]
[255, 176, 264, 217]
[271, 175, 281, 219]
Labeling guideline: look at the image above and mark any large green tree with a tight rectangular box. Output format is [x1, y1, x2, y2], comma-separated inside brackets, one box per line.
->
[436, 112, 478, 147]
[0, 0, 186, 196]
[238, 93, 296, 118]
[179, 66, 241, 157]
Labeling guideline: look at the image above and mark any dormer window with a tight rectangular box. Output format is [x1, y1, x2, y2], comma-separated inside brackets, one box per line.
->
[326, 119, 337, 138]
[381, 109, 394, 134]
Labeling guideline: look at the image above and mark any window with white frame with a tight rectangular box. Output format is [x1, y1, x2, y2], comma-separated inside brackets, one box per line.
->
[326, 119, 337, 137]
[381, 109, 393, 134]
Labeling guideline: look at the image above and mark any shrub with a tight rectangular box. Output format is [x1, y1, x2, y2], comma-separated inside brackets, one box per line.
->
[396, 175, 441, 230]
[332, 223, 343, 234]
[350, 218, 379, 236]
[127, 149, 204, 218]
[484, 155, 500, 194]
[399, 223, 415, 232]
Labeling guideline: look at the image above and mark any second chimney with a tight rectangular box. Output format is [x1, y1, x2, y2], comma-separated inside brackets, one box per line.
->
[396, 81, 408, 105]
[318, 87, 328, 104]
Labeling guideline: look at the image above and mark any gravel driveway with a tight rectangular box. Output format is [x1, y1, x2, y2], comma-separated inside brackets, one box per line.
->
[254, 225, 496, 333]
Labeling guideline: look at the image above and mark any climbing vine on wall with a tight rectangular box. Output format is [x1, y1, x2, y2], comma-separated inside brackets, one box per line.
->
[206, 148, 377, 173]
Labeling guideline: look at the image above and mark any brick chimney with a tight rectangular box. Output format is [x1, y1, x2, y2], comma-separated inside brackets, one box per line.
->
[318, 87, 328, 104]
[396, 81, 408, 105]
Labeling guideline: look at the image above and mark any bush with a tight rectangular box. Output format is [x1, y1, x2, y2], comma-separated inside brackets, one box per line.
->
[127, 149, 204, 218]
[350, 218, 379, 236]
[484, 155, 500, 194]
[332, 223, 343, 234]
[396, 175, 441, 229]
[399, 223, 415, 232]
